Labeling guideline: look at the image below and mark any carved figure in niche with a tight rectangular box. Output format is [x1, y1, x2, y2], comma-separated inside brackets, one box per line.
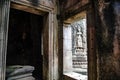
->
[75, 25, 83, 48]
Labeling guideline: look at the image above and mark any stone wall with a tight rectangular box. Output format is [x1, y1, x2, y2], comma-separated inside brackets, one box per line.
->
[94, 0, 120, 80]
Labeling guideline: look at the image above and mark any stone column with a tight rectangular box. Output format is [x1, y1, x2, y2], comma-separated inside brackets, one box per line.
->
[0, 0, 10, 80]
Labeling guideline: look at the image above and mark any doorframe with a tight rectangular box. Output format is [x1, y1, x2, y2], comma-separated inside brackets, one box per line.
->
[2, 1, 55, 80]
[60, 3, 97, 80]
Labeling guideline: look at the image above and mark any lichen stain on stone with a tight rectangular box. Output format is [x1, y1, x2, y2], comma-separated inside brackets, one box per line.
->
[97, 0, 115, 53]
[96, 0, 120, 80]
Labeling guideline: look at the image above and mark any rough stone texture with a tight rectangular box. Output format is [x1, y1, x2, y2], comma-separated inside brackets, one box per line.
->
[94, 0, 120, 80]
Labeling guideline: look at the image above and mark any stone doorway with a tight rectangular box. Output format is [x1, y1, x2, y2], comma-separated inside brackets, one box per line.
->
[6, 8, 43, 80]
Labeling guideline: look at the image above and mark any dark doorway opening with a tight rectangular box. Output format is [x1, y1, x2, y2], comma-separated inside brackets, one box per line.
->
[6, 8, 43, 80]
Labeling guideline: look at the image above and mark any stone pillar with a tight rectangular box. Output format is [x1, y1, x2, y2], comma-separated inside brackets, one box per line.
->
[0, 0, 10, 80]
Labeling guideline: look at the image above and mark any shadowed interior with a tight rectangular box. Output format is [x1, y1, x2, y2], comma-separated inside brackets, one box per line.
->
[6, 8, 43, 80]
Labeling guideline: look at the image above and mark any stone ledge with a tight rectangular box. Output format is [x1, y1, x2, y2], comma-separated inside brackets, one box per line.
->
[63, 72, 87, 80]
